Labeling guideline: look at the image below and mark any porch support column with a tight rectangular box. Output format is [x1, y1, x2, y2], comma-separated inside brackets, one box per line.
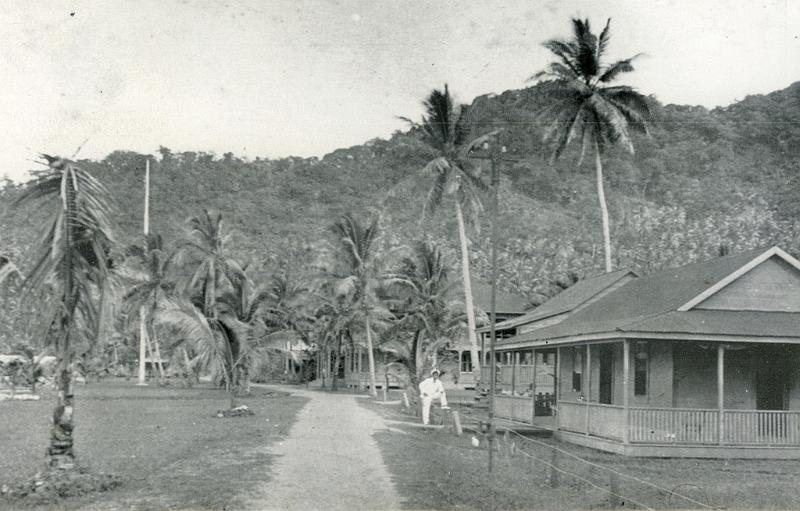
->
[531, 349, 537, 424]
[585, 344, 592, 436]
[555, 347, 561, 431]
[717, 344, 725, 445]
[511, 352, 517, 395]
[622, 340, 630, 444]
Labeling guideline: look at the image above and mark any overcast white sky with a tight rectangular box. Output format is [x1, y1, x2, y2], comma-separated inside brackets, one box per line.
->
[1, 0, 799, 181]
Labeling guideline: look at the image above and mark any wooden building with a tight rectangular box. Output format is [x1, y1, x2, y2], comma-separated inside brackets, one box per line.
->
[491, 247, 800, 458]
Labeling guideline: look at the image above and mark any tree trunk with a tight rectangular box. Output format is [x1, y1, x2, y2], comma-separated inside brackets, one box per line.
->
[49, 172, 77, 470]
[455, 202, 481, 381]
[331, 336, 342, 390]
[365, 317, 378, 397]
[594, 138, 613, 273]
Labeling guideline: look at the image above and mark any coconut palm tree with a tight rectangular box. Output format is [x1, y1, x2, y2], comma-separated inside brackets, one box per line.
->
[383, 240, 465, 399]
[176, 209, 245, 319]
[403, 85, 498, 384]
[14, 155, 115, 469]
[123, 234, 174, 382]
[532, 18, 650, 272]
[326, 213, 391, 397]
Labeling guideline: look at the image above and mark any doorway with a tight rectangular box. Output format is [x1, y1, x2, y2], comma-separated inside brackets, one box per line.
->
[599, 345, 614, 405]
[756, 357, 788, 410]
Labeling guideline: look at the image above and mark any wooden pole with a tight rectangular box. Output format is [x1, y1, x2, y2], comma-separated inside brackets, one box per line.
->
[137, 158, 150, 386]
[531, 349, 537, 424]
[622, 340, 630, 445]
[585, 344, 591, 435]
[555, 347, 561, 431]
[511, 352, 517, 396]
[718, 344, 725, 445]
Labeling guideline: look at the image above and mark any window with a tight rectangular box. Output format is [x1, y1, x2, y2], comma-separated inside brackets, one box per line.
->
[634, 342, 649, 396]
[572, 347, 583, 392]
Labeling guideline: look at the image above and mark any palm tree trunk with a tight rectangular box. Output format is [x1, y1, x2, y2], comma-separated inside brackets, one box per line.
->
[455, 202, 481, 382]
[594, 138, 613, 273]
[365, 316, 377, 397]
[332, 335, 342, 391]
[49, 175, 77, 470]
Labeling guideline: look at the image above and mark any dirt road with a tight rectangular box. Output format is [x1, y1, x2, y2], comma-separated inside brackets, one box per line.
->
[244, 387, 401, 511]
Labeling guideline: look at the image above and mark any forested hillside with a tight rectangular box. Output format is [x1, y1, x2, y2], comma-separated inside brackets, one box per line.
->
[2, 81, 799, 307]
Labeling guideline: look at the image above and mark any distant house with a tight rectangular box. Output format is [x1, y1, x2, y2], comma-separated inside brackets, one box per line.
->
[491, 246, 800, 458]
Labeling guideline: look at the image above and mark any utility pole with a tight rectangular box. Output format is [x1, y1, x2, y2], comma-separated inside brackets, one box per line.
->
[137, 158, 150, 386]
[470, 136, 518, 473]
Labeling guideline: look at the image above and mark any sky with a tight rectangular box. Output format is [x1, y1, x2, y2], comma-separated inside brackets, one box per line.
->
[1, 0, 799, 182]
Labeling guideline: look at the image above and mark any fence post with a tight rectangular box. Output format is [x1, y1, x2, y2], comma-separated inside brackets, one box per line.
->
[549, 448, 560, 488]
[452, 410, 463, 436]
[609, 471, 621, 507]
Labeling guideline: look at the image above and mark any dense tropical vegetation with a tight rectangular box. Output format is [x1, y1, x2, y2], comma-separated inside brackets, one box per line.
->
[0, 17, 799, 499]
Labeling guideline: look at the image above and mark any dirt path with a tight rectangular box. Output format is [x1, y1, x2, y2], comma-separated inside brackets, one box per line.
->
[244, 387, 401, 511]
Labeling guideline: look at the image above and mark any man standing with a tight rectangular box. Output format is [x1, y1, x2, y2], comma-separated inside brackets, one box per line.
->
[419, 369, 449, 425]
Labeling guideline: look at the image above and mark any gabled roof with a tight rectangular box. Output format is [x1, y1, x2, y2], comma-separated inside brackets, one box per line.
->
[477, 268, 636, 333]
[457, 281, 528, 316]
[501, 247, 800, 345]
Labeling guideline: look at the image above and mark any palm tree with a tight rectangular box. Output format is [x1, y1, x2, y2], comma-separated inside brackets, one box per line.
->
[176, 209, 245, 319]
[14, 155, 115, 469]
[403, 85, 497, 384]
[261, 273, 315, 382]
[123, 234, 174, 382]
[533, 18, 650, 272]
[384, 241, 465, 401]
[327, 213, 390, 397]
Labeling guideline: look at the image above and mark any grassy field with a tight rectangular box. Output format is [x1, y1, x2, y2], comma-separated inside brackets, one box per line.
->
[364, 398, 800, 510]
[0, 381, 307, 510]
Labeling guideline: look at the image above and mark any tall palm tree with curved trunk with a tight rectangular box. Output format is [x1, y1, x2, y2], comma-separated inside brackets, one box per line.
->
[14, 155, 115, 469]
[327, 213, 390, 397]
[533, 18, 650, 272]
[403, 85, 498, 384]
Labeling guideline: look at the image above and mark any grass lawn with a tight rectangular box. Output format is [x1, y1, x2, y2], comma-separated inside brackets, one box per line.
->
[363, 398, 800, 510]
[0, 380, 307, 510]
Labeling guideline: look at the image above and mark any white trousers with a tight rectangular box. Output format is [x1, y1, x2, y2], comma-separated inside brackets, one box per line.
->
[421, 394, 448, 425]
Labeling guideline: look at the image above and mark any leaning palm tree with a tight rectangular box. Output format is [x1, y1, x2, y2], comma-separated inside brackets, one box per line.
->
[403, 85, 497, 384]
[14, 155, 115, 469]
[326, 214, 390, 397]
[532, 18, 650, 272]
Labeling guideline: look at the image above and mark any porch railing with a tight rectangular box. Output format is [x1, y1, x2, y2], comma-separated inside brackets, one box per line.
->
[559, 401, 625, 440]
[630, 407, 719, 444]
[494, 395, 534, 424]
[724, 410, 800, 445]
[559, 404, 800, 447]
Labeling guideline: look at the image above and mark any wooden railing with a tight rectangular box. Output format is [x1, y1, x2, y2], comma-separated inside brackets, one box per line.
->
[558, 404, 800, 447]
[587, 403, 626, 441]
[559, 401, 625, 440]
[558, 401, 588, 434]
[494, 395, 535, 424]
[724, 410, 800, 445]
[630, 407, 719, 444]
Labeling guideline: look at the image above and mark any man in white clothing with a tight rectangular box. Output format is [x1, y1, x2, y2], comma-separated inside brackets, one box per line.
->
[419, 369, 448, 425]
